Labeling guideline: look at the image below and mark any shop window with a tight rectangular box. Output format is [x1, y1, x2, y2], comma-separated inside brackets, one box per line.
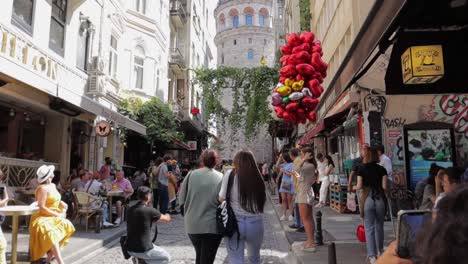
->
[134, 0, 146, 14]
[247, 50, 254, 60]
[108, 35, 118, 78]
[11, 0, 34, 35]
[133, 46, 145, 89]
[245, 14, 253, 26]
[49, 0, 67, 56]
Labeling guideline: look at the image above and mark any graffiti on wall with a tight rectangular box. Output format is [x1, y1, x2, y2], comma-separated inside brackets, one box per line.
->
[384, 118, 407, 129]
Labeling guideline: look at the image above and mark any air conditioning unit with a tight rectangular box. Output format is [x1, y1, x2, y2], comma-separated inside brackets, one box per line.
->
[88, 74, 106, 95]
[90, 56, 105, 72]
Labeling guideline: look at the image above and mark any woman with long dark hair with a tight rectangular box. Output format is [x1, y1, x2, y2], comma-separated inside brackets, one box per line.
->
[293, 147, 317, 251]
[316, 155, 335, 208]
[354, 148, 388, 264]
[219, 150, 266, 263]
[419, 163, 444, 210]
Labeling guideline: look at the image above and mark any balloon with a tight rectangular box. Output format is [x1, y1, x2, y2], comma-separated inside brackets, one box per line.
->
[292, 80, 304, 91]
[282, 97, 290, 104]
[284, 78, 294, 87]
[302, 87, 313, 97]
[302, 97, 319, 110]
[357, 224, 366, 243]
[307, 111, 317, 122]
[277, 86, 292, 97]
[300, 31, 315, 44]
[289, 92, 304, 101]
[272, 93, 282, 106]
[285, 102, 299, 112]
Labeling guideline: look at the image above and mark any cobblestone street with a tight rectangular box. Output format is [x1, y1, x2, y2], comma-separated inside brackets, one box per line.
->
[76, 197, 291, 264]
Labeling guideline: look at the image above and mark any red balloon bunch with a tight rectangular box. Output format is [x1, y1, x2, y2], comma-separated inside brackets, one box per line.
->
[272, 32, 328, 124]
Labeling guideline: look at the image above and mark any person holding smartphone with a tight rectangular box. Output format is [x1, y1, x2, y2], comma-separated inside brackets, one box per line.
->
[354, 147, 388, 264]
[0, 185, 10, 264]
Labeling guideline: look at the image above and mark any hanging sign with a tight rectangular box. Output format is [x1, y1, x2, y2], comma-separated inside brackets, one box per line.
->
[401, 45, 444, 84]
[187, 141, 197, 151]
[95, 121, 111, 137]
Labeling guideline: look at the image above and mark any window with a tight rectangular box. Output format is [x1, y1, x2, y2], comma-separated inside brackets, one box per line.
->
[233, 39, 237, 45]
[49, 0, 67, 55]
[259, 15, 265, 26]
[76, 20, 90, 71]
[247, 50, 254, 60]
[245, 14, 253, 26]
[264, 39, 267, 45]
[221, 54, 224, 64]
[12, 0, 34, 34]
[233, 15, 239, 27]
[135, 0, 146, 14]
[108, 35, 118, 78]
[133, 46, 145, 89]
[248, 38, 252, 44]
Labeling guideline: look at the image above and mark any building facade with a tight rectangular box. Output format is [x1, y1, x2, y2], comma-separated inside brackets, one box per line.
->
[214, 0, 279, 162]
[283, 0, 300, 34]
[168, 0, 218, 160]
[0, 0, 173, 185]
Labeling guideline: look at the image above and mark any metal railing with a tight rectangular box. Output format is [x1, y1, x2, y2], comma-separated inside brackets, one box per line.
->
[0, 157, 59, 187]
[169, 48, 186, 67]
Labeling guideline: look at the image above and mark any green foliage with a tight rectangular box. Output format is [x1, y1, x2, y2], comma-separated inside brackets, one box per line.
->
[300, 0, 312, 32]
[193, 66, 279, 139]
[118, 97, 182, 144]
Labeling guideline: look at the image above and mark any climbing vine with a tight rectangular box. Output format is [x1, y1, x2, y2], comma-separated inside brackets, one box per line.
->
[300, 0, 312, 31]
[193, 66, 279, 139]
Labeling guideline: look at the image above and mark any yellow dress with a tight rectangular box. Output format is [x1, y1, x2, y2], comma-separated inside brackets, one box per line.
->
[29, 185, 75, 261]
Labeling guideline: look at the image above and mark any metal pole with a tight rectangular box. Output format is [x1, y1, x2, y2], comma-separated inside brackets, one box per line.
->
[315, 211, 323, 245]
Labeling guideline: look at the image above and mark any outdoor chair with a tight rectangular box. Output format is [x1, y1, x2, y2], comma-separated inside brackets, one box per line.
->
[72, 191, 103, 232]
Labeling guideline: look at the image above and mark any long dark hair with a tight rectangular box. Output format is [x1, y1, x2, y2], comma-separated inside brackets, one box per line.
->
[233, 150, 266, 214]
[301, 147, 317, 168]
[325, 155, 335, 168]
[427, 163, 444, 186]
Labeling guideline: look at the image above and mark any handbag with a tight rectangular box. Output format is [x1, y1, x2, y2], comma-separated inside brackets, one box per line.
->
[216, 170, 239, 238]
[347, 192, 357, 212]
[281, 182, 292, 191]
[180, 171, 192, 217]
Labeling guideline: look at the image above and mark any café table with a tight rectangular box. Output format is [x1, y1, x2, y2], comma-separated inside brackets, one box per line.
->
[0, 205, 39, 264]
[106, 190, 124, 223]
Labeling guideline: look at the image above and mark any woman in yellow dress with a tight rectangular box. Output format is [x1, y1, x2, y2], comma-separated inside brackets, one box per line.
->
[29, 165, 75, 264]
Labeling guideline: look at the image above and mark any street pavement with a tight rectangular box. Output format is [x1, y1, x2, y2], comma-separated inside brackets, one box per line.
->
[74, 195, 293, 264]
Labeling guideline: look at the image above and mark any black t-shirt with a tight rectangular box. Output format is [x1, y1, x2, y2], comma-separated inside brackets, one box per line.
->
[127, 201, 161, 252]
[358, 162, 387, 197]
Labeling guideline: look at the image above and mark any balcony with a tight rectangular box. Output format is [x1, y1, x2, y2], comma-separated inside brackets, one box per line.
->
[170, 0, 187, 28]
[169, 48, 186, 70]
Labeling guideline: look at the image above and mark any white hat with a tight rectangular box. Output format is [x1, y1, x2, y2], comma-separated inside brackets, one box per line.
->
[37, 165, 55, 183]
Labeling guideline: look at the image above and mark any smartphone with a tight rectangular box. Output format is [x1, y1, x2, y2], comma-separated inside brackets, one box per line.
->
[397, 210, 432, 259]
[0, 186, 4, 200]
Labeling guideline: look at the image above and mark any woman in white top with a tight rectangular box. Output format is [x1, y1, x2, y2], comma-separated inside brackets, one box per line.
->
[219, 150, 266, 264]
[316, 155, 335, 208]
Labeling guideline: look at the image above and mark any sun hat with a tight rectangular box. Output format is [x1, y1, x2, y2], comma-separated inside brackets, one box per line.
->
[37, 165, 55, 183]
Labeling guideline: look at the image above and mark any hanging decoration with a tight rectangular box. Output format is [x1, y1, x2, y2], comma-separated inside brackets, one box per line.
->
[272, 32, 328, 124]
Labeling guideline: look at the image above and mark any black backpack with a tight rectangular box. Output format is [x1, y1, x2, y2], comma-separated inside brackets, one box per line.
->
[216, 170, 239, 238]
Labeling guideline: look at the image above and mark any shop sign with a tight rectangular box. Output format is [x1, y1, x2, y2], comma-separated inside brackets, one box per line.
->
[187, 141, 197, 151]
[401, 45, 444, 84]
[0, 25, 58, 82]
[95, 121, 111, 137]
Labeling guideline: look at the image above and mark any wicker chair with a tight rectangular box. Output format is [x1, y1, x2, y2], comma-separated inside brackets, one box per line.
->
[72, 191, 103, 232]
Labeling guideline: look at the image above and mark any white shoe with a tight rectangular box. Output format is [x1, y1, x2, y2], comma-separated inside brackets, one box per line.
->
[288, 215, 294, 221]
[114, 217, 121, 225]
[103, 221, 114, 227]
[280, 215, 286, 221]
[314, 203, 321, 208]
[369, 256, 377, 264]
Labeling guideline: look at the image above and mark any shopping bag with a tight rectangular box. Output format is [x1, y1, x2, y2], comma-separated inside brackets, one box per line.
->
[347, 192, 357, 212]
[356, 224, 366, 243]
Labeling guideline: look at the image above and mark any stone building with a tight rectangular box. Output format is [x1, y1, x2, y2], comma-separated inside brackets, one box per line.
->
[214, 0, 280, 162]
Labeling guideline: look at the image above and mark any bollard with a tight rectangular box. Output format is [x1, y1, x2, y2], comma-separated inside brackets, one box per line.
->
[328, 242, 337, 264]
[315, 210, 323, 245]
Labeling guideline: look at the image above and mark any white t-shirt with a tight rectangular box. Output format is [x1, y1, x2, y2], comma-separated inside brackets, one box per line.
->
[379, 154, 393, 181]
[317, 160, 327, 180]
[218, 170, 262, 217]
[433, 192, 446, 210]
[84, 179, 103, 196]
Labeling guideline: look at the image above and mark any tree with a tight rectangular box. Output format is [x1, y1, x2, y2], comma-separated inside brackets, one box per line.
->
[300, 0, 312, 32]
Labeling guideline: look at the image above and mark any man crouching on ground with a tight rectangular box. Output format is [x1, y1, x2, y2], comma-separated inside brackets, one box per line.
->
[127, 186, 171, 263]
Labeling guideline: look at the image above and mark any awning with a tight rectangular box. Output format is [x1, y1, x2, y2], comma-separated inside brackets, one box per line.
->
[299, 108, 351, 144]
[170, 137, 191, 150]
[299, 121, 325, 144]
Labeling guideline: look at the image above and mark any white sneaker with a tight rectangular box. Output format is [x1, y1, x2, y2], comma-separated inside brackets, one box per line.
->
[288, 215, 294, 221]
[369, 256, 377, 264]
[114, 217, 121, 225]
[103, 221, 114, 227]
[280, 215, 286, 221]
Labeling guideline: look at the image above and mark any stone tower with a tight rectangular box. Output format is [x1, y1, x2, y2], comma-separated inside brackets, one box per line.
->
[214, 0, 278, 162]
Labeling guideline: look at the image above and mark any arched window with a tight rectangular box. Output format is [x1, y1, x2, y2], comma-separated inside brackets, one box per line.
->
[244, 7, 254, 26]
[133, 45, 145, 89]
[218, 13, 226, 31]
[247, 49, 254, 60]
[229, 9, 239, 28]
[259, 8, 269, 27]
[135, 0, 146, 14]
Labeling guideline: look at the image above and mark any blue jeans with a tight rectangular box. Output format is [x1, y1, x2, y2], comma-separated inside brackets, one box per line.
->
[226, 215, 264, 264]
[129, 244, 171, 264]
[158, 185, 169, 214]
[294, 203, 303, 227]
[364, 195, 385, 257]
[102, 201, 109, 223]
